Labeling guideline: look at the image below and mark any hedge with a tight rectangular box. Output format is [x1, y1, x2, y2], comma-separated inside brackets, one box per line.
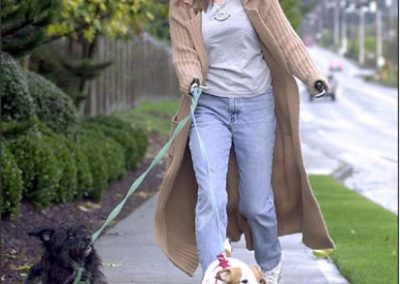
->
[38, 125, 79, 203]
[78, 127, 125, 201]
[0, 52, 148, 213]
[26, 71, 78, 134]
[7, 125, 62, 208]
[0, 52, 36, 121]
[0, 143, 24, 216]
[65, 139, 93, 199]
[83, 116, 148, 170]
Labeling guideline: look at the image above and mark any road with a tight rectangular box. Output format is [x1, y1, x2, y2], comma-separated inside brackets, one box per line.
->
[299, 46, 398, 214]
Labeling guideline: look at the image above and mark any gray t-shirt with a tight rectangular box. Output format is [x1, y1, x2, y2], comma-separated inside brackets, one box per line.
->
[201, 0, 273, 97]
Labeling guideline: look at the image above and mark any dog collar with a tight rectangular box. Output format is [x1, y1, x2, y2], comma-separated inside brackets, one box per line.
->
[217, 253, 230, 269]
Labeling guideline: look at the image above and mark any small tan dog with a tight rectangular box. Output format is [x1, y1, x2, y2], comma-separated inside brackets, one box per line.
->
[201, 240, 266, 284]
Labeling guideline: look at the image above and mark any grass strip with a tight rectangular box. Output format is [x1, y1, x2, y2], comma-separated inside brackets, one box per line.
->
[115, 100, 179, 135]
[310, 175, 398, 284]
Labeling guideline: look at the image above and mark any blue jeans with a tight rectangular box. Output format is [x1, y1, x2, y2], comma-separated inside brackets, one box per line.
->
[189, 90, 282, 273]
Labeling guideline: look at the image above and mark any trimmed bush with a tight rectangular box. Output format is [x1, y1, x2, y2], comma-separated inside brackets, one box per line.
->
[26, 71, 78, 134]
[78, 128, 125, 200]
[84, 116, 148, 169]
[133, 126, 148, 158]
[0, 52, 36, 121]
[0, 143, 24, 216]
[39, 128, 78, 203]
[65, 139, 93, 199]
[8, 125, 62, 208]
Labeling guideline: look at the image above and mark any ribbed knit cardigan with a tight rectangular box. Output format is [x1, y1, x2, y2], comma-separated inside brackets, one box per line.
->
[155, 0, 335, 276]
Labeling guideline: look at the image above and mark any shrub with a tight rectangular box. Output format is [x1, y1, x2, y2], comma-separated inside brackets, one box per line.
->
[83, 118, 139, 169]
[84, 116, 148, 169]
[64, 139, 93, 199]
[0, 143, 24, 216]
[38, 127, 78, 203]
[133, 126, 148, 158]
[26, 71, 78, 134]
[0, 52, 36, 121]
[78, 128, 125, 200]
[8, 126, 62, 208]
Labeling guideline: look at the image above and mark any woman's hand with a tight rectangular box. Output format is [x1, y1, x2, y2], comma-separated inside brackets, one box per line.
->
[313, 80, 329, 98]
[189, 77, 200, 95]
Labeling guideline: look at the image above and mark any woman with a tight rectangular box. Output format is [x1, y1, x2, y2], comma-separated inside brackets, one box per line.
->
[155, 0, 335, 282]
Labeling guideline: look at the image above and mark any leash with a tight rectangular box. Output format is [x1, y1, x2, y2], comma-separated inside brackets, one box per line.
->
[72, 267, 89, 284]
[91, 87, 201, 242]
[190, 88, 225, 253]
[73, 87, 205, 283]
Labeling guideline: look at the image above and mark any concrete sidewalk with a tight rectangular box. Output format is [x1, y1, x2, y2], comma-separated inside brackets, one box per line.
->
[95, 144, 350, 283]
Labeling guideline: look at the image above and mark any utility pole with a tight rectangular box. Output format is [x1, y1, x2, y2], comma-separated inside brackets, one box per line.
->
[340, 0, 348, 55]
[334, 0, 340, 48]
[376, 8, 384, 69]
[358, 7, 365, 65]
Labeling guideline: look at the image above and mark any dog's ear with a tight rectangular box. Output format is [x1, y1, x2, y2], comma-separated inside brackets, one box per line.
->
[250, 265, 266, 284]
[28, 228, 55, 244]
[216, 267, 242, 283]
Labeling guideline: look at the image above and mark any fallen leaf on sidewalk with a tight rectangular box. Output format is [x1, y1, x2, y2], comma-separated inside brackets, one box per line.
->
[78, 202, 101, 212]
[136, 191, 152, 198]
[312, 249, 334, 258]
[103, 258, 128, 267]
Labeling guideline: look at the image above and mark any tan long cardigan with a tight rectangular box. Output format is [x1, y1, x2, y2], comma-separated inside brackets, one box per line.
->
[155, 0, 335, 276]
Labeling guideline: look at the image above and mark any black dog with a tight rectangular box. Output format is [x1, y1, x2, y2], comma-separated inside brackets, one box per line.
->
[25, 224, 108, 284]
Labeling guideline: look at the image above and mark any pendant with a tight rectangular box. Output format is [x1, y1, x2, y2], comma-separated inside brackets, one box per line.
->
[214, 10, 230, 21]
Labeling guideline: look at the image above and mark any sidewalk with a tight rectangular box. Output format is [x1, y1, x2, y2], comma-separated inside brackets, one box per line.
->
[95, 144, 350, 283]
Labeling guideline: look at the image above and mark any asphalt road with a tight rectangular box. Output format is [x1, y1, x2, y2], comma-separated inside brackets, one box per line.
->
[299, 46, 398, 214]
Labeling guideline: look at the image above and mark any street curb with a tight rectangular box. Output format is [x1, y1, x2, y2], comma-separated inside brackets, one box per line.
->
[331, 162, 353, 182]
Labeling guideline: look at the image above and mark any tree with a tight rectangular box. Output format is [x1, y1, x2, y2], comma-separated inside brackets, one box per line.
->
[47, 0, 153, 42]
[32, 0, 155, 109]
[1, 0, 62, 58]
[281, 0, 303, 31]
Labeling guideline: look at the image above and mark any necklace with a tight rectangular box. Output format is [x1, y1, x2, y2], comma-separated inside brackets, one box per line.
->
[214, 0, 230, 21]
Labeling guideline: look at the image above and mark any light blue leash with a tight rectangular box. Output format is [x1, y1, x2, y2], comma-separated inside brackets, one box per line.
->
[73, 86, 223, 283]
[190, 87, 225, 253]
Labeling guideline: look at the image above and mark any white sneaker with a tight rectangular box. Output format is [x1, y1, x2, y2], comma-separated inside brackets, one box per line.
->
[262, 258, 283, 284]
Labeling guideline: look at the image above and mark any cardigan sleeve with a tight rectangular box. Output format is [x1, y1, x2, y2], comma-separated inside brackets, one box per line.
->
[266, 0, 329, 94]
[169, 1, 203, 95]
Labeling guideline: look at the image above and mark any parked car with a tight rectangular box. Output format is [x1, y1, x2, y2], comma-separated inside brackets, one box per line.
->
[309, 74, 337, 102]
[329, 60, 343, 72]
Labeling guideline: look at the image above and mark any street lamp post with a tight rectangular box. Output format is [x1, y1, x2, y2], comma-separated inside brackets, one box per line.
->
[340, 0, 348, 55]
[358, 7, 366, 65]
[334, 0, 340, 47]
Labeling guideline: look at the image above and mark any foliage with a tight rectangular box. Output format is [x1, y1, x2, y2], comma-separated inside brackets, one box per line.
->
[78, 127, 125, 200]
[0, 52, 36, 122]
[29, 45, 83, 105]
[0, 143, 24, 216]
[7, 125, 62, 208]
[311, 175, 397, 284]
[26, 71, 79, 134]
[144, 1, 170, 41]
[280, 0, 303, 31]
[47, 0, 153, 42]
[83, 116, 148, 169]
[1, 0, 62, 57]
[38, 126, 79, 203]
[66, 139, 93, 199]
[77, 129, 107, 201]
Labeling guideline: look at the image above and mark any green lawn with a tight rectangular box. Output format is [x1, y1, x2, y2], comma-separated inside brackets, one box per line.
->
[115, 99, 179, 135]
[310, 175, 398, 284]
